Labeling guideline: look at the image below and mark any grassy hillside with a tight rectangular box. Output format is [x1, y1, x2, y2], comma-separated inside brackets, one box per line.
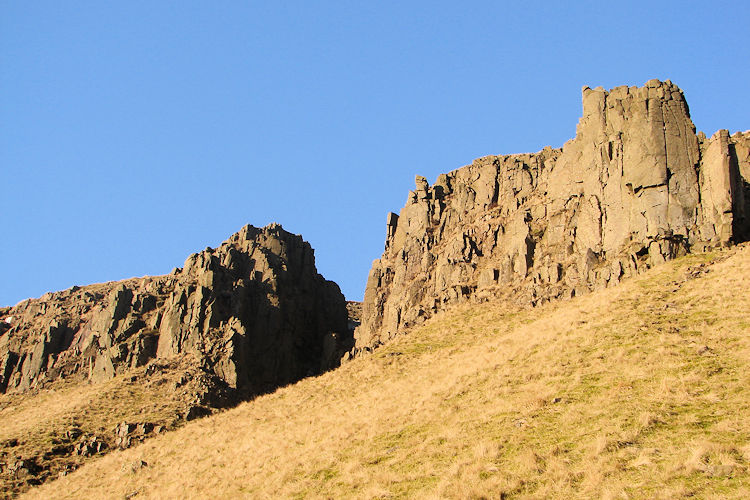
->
[0, 357, 225, 497]
[22, 244, 750, 499]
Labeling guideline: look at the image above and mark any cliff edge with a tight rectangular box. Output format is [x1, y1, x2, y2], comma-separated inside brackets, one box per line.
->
[355, 79, 750, 350]
[0, 223, 352, 400]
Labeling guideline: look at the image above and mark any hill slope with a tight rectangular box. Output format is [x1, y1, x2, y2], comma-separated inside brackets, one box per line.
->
[23, 244, 750, 499]
[0, 223, 353, 497]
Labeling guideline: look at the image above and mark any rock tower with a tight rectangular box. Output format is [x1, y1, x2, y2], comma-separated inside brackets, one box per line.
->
[355, 79, 750, 349]
[0, 224, 351, 399]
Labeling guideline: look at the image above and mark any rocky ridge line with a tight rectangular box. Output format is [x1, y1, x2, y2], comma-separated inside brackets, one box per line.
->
[354, 79, 750, 350]
[0, 223, 352, 400]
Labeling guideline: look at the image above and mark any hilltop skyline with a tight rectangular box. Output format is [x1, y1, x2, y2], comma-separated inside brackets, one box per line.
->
[2, 1, 750, 306]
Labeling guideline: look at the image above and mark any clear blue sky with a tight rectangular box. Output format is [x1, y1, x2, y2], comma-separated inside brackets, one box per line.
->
[2, 1, 749, 306]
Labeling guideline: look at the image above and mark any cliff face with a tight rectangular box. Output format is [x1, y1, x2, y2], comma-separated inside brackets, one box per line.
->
[0, 224, 351, 399]
[355, 79, 750, 349]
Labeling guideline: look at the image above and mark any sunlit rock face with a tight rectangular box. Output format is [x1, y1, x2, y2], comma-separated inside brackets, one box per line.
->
[355, 79, 750, 350]
[0, 223, 351, 400]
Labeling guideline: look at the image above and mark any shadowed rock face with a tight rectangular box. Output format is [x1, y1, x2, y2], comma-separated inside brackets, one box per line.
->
[355, 79, 750, 350]
[0, 224, 351, 400]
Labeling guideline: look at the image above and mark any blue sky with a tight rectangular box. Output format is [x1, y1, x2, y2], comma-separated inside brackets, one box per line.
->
[2, 1, 749, 305]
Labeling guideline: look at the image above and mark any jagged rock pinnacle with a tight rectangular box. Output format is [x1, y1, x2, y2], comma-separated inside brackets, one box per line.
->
[354, 79, 750, 350]
[0, 224, 352, 398]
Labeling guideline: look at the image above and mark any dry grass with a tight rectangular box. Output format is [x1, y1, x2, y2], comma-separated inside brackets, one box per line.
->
[0, 358, 209, 497]
[21, 245, 750, 499]
[0, 371, 182, 448]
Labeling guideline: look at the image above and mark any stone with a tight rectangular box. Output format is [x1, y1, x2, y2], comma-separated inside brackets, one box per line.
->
[0, 224, 351, 406]
[74, 436, 106, 457]
[113, 422, 156, 449]
[354, 80, 750, 350]
[7, 458, 40, 478]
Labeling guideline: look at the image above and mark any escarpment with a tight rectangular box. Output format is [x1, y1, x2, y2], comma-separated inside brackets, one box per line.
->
[355, 79, 750, 350]
[0, 223, 352, 400]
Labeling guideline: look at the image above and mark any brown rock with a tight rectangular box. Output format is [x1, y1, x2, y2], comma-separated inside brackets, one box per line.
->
[74, 436, 106, 457]
[355, 80, 749, 350]
[0, 224, 351, 405]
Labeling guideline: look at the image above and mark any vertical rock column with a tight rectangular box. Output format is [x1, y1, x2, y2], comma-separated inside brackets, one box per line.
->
[355, 80, 749, 352]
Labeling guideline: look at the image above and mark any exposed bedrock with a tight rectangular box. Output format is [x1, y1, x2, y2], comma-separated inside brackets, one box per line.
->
[0, 224, 352, 400]
[355, 79, 750, 350]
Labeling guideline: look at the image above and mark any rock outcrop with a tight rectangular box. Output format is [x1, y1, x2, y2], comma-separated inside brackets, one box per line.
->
[355, 79, 750, 349]
[0, 223, 351, 400]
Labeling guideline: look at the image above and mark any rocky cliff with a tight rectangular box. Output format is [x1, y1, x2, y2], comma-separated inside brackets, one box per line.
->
[355, 79, 750, 350]
[0, 223, 351, 400]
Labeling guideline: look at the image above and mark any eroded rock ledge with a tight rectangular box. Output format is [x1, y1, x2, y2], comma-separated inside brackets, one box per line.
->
[355, 79, 750, 350]
[0, 223, 352, 400]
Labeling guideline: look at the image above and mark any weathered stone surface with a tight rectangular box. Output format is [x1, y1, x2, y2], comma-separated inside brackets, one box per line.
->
[346, 301, 362, 332]
[0, 223, 351, 401]
[73, 436, 107, 457]
[355, 80, 750, 350]
[154, 223, 351, 396]
[113, 422, 155, 450]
